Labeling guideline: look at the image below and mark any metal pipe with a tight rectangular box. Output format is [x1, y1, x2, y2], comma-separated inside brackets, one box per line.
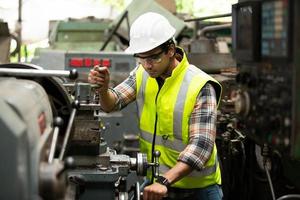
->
[198, 23, 232, 37]
[100, 10, 129, 51]
[59, 107, 77, 161]
[184, 13, 231, 22]
[0, 68, 78, 79]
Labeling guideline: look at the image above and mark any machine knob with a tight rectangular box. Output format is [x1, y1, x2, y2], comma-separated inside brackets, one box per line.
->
[69, 69, 78, 80]
[72, 100, 80, 109]
[153, 150, 161, 158]
[53, 117, 64, 127]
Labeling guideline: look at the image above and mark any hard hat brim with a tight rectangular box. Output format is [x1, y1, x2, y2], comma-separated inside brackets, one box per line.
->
[125, 32, 175, 54]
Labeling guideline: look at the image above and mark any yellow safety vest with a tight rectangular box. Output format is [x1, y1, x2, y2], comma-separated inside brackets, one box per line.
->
[135, 50, 222, 189]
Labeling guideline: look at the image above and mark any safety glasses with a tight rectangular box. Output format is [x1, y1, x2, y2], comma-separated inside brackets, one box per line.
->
[134, 49, 165, 65]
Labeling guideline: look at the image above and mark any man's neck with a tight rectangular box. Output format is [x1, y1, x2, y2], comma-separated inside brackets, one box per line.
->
[160, 56, 180, 80]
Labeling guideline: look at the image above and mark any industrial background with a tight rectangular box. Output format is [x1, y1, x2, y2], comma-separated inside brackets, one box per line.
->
[0, 0, 300, 199]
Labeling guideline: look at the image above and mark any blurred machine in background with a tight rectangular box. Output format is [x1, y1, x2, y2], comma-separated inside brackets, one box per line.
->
[2, 0, 300, 199]
[47, 17, 118, 52]
[183, 14, 236, 74]
[217, 0, 300, 200]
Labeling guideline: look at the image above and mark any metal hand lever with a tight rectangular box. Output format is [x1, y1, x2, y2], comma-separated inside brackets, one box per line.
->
[147, 150, 161, 178]
[63, 83, 101, 88]
[59, 100, 80, 160]
[0, 68, 78, 80]
[48, 117, 64, 164]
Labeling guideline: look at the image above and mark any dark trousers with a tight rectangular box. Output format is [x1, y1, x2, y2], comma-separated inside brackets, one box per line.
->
[164, 184, 223, 200]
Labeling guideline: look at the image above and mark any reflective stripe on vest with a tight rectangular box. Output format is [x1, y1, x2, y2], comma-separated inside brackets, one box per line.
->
[141, 129, 218, 177]
[140, 130, 186, 152]
[173, 66, 194, 140]
[136, 69, 149, 119]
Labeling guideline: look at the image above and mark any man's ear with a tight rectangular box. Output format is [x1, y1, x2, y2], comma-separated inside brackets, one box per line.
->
[167, 44, 176, 57]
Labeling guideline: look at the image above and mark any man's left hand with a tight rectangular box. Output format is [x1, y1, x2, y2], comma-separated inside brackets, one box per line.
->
[143, 182, 168, 200]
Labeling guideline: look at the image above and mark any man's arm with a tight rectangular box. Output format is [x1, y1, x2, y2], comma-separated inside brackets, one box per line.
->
[162, 161, 193, 184]
[88, 66, 116, 112]
[177, 83, 217, 170]
[143, 162, 192, 200]
[88, 65, 137, 112]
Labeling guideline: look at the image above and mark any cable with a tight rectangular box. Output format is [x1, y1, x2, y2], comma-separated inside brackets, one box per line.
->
[264, 160, 276, 200]
[276, 194, 300, 200]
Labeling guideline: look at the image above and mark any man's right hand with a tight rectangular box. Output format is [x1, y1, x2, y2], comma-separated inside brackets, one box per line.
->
[88, 66, 110, 93]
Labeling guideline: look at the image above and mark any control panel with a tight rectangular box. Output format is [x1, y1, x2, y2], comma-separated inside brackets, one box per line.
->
[65, 51, 137, 85]
[261, 0, 291, 58]
[233, 0, 300, 159]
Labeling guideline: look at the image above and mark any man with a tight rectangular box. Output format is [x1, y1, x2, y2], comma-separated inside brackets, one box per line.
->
[88, 12, 223, 200]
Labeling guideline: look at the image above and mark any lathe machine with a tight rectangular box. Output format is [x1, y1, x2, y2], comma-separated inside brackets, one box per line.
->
[0, 63, 159, 200]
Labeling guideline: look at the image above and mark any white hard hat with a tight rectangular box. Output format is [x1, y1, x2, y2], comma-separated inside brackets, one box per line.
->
[125, 12, 176, 54]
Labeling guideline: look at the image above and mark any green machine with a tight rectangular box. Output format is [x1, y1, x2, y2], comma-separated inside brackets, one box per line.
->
[46, 0, 187, 53]
[43, 17, 120, 52]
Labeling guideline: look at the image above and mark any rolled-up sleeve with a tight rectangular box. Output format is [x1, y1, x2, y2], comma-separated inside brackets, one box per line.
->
[109, 70, 137, 110]
[178, 83, 217, 170]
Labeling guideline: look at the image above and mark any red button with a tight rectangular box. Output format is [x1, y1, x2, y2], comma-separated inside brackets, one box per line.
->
[84, 58, 92, 67]
[69, 58, 83, 67]
[102, 59, 111, 67]
[93, 59, 101, 66]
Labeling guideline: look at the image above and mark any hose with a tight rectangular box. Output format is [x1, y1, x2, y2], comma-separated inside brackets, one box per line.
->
[276, 194, 300, 200]
[264, 160, 276, 200]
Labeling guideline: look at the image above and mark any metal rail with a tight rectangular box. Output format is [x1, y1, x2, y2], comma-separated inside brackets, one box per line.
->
[0, 68, 78, 79]
[184, 13, 231, 22]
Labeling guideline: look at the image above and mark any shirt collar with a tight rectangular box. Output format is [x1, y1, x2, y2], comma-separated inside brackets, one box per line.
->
[166, 47, 189, 81]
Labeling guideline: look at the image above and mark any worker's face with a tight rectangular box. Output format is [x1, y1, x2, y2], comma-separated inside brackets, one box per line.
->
[135, 45, 175, 78]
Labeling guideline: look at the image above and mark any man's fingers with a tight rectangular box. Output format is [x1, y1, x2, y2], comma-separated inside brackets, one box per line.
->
[93, 76, 105, 83]
[92, 67, 109, 77]
[88, 66, 110, 89]
[88, 74, 104, 83]
[94, 66, 109, 74]
[90, 70, 102, 77]
[90, 70, 98, 76]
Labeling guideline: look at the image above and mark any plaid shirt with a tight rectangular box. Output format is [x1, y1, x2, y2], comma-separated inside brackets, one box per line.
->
[109, 70, 217, 170]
